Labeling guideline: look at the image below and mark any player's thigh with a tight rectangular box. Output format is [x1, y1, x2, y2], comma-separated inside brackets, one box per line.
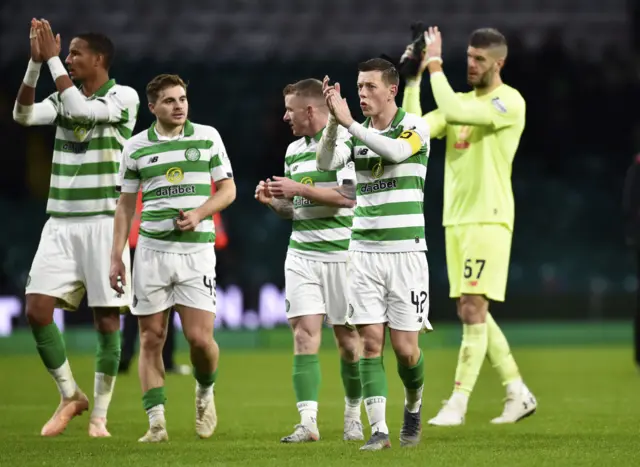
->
[322, 261, 349, 326]
[284, 254, 325, 319]
[346, 251, 386, 327]
[458, 224, 512, 302]
[445, 226, 462, 299]
[83, 217, 132, 309]
[131, 247, 173, 317]
[173, 248, 217, 315]
[26, 218, 85, 311]
[386, 252, 432, 332]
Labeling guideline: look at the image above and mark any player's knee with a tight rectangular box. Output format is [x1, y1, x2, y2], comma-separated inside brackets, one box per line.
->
[358, 325, 384, 358]
[25, 294, 55, 327]
[185, 330, 214, 353]
[293, 326, 321, 354]
[139, 325, 166, 352]
[93, 307, 121, 333]
[458, 295, 488, 324]
[337, 337, 360, 362]
[389, 333, 420, 366]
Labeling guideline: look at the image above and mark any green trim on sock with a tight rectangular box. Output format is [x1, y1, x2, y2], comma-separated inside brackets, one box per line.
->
[142, 387, 166, 411]
[293, 354, 321, 402]
[397, 350, 424, 390]
[96, 330, 121, 376]
[194, 367, 217, 387]
[360, 356, 388, 398]
[340, 359, 362, 400]
[31, 323, 67, 370]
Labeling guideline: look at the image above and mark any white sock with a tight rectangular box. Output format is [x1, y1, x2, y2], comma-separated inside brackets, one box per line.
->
[364, 396, 388, 434]
[48, 360, 77, 399]
[344, 397, 362, 421]
[405, 384, 423, 413]
[147, 404, 165, 427]
[196, 381, 214, 400]
[449, 391, 469, 412]
[297, 401, 318, 429]
[506, 378, 525, 395]
[91, 372, 116, 419]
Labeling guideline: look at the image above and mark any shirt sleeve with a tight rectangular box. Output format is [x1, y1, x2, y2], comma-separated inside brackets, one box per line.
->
[402, 81, 423, 116]
[59, 86, 140, 124]
[347, 118, 427, 164]
[209, 128, 233, 182]
[120, 145, 141, 194]
[430, 72, 524, 129]
[336, 161, 356, 185]
[316, 117, 353, 171]
[12, 92, 59, 126]
[424, 109, 447, 139]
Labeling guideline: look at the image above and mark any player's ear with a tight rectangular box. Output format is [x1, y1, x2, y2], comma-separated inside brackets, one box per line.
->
[389, 84, 398, 99]
[148, 102, 155, 115]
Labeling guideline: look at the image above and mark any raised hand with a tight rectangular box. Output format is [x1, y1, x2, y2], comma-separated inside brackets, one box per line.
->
[29, 18, 42, 62]
[424, 26, 442, 62]
[36, 19, 61, 61]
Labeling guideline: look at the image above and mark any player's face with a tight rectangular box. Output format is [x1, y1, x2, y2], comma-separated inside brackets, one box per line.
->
[357, 71, 397, 117]
[65, 38, 100, 81]
[283, 94, 312, 137]
[149, 86, 188, 127]
[466, 46, 501, 88]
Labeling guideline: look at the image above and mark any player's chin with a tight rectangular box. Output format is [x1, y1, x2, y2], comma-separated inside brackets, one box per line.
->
[170, 115, 187, 125]
[361, 106, 374, 117]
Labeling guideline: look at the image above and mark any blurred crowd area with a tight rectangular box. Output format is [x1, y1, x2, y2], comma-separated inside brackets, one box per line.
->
[0, 1, 638, 320]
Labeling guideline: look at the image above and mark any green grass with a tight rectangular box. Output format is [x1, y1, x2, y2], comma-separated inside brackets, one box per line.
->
[1, 346, 639, 466]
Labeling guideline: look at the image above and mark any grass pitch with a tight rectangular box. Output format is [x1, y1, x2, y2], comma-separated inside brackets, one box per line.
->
[1, 345, 639, 466]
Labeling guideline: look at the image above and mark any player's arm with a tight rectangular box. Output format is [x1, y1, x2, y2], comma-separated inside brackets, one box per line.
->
[111, 149, 140, 260]
[346, 122, 427, 163]
[402, 72, 448, 139]
[427, 66, 523, 129]
[268, 177, 356, 208]
[316, 114, 353, 171]
[13, 59, 58, 126]
[190, 130, 237, 222]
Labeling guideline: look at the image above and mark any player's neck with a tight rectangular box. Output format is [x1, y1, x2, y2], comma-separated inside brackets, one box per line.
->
[308, 120, 325, 138]
[475, 76, 503, 97]
[80, 72, 110, 97]
[370, 103, 398, 130]
[155, 121, 184, 138]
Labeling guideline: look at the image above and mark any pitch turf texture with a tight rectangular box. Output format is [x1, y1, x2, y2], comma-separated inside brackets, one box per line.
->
[1, 330, 639, 466]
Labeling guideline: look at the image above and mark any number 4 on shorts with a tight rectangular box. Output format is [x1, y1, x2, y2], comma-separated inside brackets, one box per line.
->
[202, 276, 214, 295]
[463, 259, 486, 279]
[411, 290, 428, 314]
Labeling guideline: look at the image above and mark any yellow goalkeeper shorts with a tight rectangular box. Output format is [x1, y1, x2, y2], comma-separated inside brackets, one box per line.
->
[445, 223, 513, 302]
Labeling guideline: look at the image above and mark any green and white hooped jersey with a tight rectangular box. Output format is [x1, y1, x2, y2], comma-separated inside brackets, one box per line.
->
[284, 127, 355, 262]
[347, 108, 430, 253]
[45, 79, 139, 217]
[119, 120, 233, 254]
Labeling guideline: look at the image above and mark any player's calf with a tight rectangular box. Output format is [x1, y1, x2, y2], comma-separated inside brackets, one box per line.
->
[334, 324, 364, 440]
[90, 307, 122, 437]
[390, 332, 424, 447]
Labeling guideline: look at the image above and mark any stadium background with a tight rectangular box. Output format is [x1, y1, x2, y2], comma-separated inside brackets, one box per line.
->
[0, 0, 638, 345]
[1, 2, 639, 466]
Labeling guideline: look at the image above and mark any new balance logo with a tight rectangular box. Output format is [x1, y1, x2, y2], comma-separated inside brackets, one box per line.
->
[149, 156, 159, 163]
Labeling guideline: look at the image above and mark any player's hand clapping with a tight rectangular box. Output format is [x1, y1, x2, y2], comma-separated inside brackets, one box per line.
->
[176, 209, 202, 231]
[35, 19, 61, 61]
[268, 176, 303, 199]
[322, 76, 354, 128]
[29, 18, 43, 62]
[254, 180, 274, 205]
[424, 26, 442, 63]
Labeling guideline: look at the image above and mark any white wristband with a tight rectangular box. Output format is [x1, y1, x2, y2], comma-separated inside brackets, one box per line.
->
[47, 56, 68, 80]
[426, 56, 443, 65]
[23, 59, 42, 87]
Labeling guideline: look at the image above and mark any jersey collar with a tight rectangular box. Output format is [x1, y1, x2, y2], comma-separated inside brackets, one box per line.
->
[362, 107, 406, 130]
[80, 79, 116, 99]
[147, 120, 195, 142]
[304, 127, 324, 145]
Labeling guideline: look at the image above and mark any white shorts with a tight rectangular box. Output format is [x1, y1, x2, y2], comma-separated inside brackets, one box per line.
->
[347, 251, 432, 332]
[284, 253, 349, 326]
[26, 216, 131, 311]
[131, 246, 216, 316]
